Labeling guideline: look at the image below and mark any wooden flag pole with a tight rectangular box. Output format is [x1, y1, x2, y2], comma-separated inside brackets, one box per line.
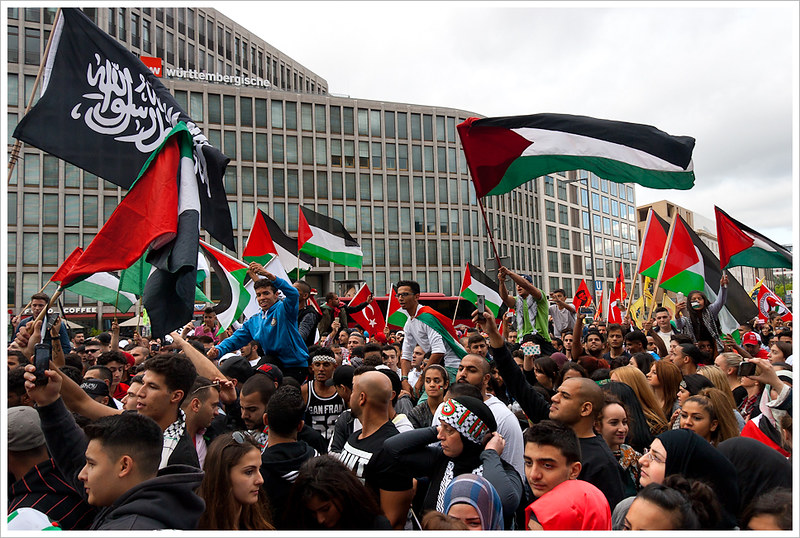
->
[15, 281, 52, 324]
[476, 197, 502, 269]
[627, 208, 651, 315]
[451, 296, 462, 325]
[646, 216, 678, 321]
[8, 8, 62, 183]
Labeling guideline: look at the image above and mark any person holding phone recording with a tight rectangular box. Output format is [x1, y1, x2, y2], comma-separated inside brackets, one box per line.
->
[674, 274, 729, 355]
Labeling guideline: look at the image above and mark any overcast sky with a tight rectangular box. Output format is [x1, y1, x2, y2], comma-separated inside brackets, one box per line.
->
[225, 2, 797, 245]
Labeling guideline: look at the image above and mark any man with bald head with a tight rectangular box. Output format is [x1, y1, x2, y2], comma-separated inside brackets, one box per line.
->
[456, 353, 525, 483]
[548, 377, 625, 509]
[475, 308, 625, 509]
[336, 368, 413, 529]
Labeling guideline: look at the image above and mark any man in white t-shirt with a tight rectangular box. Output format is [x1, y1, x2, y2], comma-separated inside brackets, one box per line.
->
[548, 288, 577, 339]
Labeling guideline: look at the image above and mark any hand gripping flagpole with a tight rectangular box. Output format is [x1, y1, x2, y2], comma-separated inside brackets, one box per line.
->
[7, 8, 62, 184]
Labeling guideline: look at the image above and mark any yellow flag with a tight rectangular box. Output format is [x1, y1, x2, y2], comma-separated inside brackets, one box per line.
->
[629, 296, 646, 329]
[662, 294, 676, 318]
[749, 278, 764, 302]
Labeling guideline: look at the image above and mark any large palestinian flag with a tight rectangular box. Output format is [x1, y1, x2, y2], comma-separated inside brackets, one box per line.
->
[457, 113, 695, 198]
[199, 241, 252, 335]
[637, 209, 671, 279]
[298, 206, 362, 268]
[244, 210, 313, 280]
[714, 206, 792, 270]
[459, 263, 503, 317]
[657, 215, 758, 337]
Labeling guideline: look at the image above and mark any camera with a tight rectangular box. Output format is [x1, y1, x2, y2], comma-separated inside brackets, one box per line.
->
[737, 361, 757, 377]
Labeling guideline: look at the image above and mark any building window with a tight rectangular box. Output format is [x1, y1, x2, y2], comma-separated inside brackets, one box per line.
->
[24, 27, 39, 65]
[558, 204, 568, 225]
[545, 200, 555, 222]
[544, 176, 554, 197]
[560, 228, 570, 249]
[546, 225, 557, 248]
[548, 252, 559, 273]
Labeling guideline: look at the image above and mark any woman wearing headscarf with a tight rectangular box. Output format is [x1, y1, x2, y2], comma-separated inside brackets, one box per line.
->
[718, 436, 793, 524]
[442, 474, 504, 531]
[382, 395, 523, 529]
[674, 274, 729, 354]
[612, 428, 740, 529]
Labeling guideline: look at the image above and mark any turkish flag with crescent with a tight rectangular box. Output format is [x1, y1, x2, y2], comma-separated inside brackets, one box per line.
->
[347, 283, 386, 336]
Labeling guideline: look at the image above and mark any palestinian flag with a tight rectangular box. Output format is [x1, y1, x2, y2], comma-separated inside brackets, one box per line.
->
[52, 248, 136, 312]
[13, 8, 233, 249]
[659, 217, 705, 295]
[245, 210, 313, 280]
[298, 206, 362, 268]
[637, 208, 671, 279]
[457, 113, 695, 198]
[199, 241, 252, 335]
[119, 253, 210, 302]
[459, 263, 503, 317]
[658, 215, 758, 337]
[416, 306, 468, 360]
[715, 206, 792, 270]
[386, 284, 409, 328]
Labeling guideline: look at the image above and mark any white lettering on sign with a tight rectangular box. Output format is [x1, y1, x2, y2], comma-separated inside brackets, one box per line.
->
[164, 67, 272, 88]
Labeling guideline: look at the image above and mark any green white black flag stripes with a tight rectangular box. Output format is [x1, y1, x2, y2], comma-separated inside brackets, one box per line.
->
[67, 273, 137, 313]
[298, 206, 362, 268]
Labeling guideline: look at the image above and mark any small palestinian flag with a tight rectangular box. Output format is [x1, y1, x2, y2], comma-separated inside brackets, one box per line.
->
[715, 206, 792, 270]
[199, 241, 252, 335]
[459, 263, 503, 317]
[52, 248, 136, 312]
[658, 217, 705, 295]
[637, 208, 671, 279]
[457, 113, 695, 198]
[298, 206, 362, 268]
[386, 284, 409, 328]
[244, 210, 313, 280]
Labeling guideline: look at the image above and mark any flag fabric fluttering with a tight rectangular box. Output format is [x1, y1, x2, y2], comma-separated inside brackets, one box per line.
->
[459, 263, 503, 318]
[572, 280, 594, 308]
[615, 263, 627, 303]
[386, 284, 410, 328]
[52, 249, 136, 313]
[628, 296, 646, 329]
[12, 8, 233, 249]
[658, 215, 758, 338]
[714, 206, 792, 270]
[347, 284, 386, 336]
[594, 290, 604, 321]
[119, 252, 209, 302]
[244, 210, 314, 280]
[457, 113, 695, 198]
[199, 241, 253, 336]
[298, 206, 363, 268]
[637, 209, 671, 279]
[755, 282, 792, 323]
[608, 266, 625, 323]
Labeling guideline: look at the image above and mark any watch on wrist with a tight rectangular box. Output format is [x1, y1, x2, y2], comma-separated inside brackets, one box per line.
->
[401, 375, 409, 380]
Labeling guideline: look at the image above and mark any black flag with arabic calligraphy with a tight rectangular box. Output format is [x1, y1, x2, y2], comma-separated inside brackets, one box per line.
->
[13, 8, 234, 250]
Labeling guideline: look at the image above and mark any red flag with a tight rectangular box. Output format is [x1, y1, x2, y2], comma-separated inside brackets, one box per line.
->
[51, 247, 84, 284]
[615, 264, 627, 302]
[243, 210, 279, 266]
[386, 283, 409, 328]
[59, 136, 181, 286]
[594, 290, 604, 320]
[573, 280, 594, 308]
[756, 283, 792, 323]
[608, 289, 623, 324]
[347, 283, 385, 336]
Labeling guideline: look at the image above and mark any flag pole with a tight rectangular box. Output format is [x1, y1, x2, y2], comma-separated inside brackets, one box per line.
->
[15, 281, 52, 323]
[628, 208, 651, 316]
[135, 298, 142, 335]
[451, 296, 462, 325]
[646, 216, 678, 321]
[476, 197, 502, 269]
[7, 8, 62, 184]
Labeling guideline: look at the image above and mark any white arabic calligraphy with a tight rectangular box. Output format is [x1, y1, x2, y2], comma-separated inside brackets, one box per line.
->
[70, 53, 181, 154]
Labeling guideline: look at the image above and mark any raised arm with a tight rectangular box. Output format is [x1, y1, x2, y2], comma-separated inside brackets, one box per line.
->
[501, 266, 542, 301]
[571, 313, 587, 358]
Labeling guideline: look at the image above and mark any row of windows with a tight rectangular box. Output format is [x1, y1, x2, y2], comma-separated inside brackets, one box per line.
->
[8, 7, 326, 95]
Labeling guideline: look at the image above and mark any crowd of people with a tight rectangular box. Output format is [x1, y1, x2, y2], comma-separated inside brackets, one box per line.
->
[6, 262, 794, 531]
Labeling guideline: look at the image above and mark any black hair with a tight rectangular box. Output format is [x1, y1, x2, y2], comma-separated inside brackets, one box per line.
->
[241, 370, 278, 406]
[396, 280, 421, 295]
[742, 488, 792, 530]
[295, 280, 311, 295]
[352, 364, 377, 377]
[7, 350, 28, 366]
[140, 353, 197, 408]
[653, 306, 669, 316]
[187, 376, 219, 404]
[634, 482, 700, 530]
[85, 364, 114, 384]
[8, 367, 28, 396]
[590, 368, 611, 382]
[64, 352, 83, 371]
[204, 306, 215, 314]
[362, 343, 384, 367]
[552, 288, 566, 296]
[84, 412, 163, 478]
[533, 356, 559, 385]
[584, 328, 605, 343]
[677, 343, 704, 367]
[445, 382, 483, 401]
[631, 352, 656, 378]
[130, 374, 144, 385]
[97, 350, 128, 367]
[467, 333, 486, 347]
[670, 334, 694, 345]
[663, 475, 722, 530]
[60, 365, 84, 386]
[95, 333, 111, 345]
[625, 330, 648, 348]
[253, 278, 277, 293]
[267, 385, 306, 436]
[606, 323, 623, 335]
[554, 361, 588, 388]
[601, 381, 653, 453]
[523, 419, 582, 464]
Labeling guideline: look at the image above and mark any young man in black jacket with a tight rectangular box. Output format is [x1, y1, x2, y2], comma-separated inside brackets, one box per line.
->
[22, 365, 205, 530]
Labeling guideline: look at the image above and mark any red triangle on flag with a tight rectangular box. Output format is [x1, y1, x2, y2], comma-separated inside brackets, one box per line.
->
[660, 217, 700, 283]
[243, 210, 278, 261]
[460, 264, 473, 294]
[51, 247, 85, 284]
[715, 206, 756, 269]
[298, 208, 313, 250]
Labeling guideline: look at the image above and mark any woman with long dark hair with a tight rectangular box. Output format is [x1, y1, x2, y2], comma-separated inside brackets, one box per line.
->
[674, 274, 729, 354]
[602, 381, 653, 454]
[595, 392, 643, 498]
[408, 364, 450, 429]
[196, 432, 274, 530]
[283, 455, 391, 530]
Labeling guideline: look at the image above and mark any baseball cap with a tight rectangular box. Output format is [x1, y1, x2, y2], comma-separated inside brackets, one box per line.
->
[255, 363, 284, 385]
[519, 273, 534, 284]
[81, 378, 110, 398]
[8, 406, 46, 451]
[742, 332, 760, 346]
[326, 364, 355, 389]
[219, 355, 254, 385]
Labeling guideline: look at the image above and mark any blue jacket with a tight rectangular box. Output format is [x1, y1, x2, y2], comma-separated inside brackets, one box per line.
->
[216, 276, 308, 368]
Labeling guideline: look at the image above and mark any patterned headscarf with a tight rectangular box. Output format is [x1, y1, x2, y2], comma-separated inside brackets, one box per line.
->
[438, 396, 496, 445]
[443, 474, 504, 531]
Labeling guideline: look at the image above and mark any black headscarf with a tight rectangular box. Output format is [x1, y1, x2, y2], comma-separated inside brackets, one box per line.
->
[717, 437, 792, 520]
[657, 429, 740, 529]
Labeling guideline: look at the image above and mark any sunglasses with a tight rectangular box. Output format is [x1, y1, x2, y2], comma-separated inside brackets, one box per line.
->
[231, 431, 253, 445]
[190, 380, 220, 396]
